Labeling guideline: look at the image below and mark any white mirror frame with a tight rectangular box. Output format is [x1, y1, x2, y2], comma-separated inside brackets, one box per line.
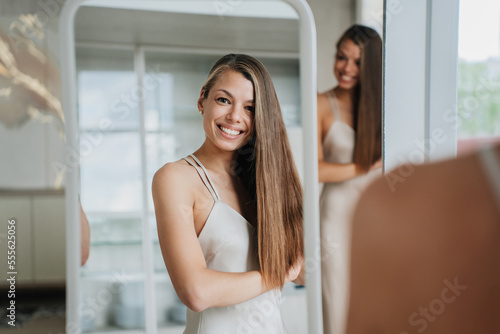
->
[59, 1, 319, 333]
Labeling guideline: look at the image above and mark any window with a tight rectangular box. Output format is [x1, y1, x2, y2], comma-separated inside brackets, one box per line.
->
[457, 0, 500, 155]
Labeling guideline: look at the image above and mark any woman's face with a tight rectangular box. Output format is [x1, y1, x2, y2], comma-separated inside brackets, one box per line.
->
[198, 70, 255, 153]
[334, 38, 361, 91]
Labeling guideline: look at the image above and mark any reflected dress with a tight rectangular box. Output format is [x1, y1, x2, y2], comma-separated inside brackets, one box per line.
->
[320, 91, 381, 334]
[182, 154, 286, 334]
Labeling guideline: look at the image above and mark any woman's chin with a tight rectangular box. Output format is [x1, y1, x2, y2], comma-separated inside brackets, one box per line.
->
[337, 82, 357, 91]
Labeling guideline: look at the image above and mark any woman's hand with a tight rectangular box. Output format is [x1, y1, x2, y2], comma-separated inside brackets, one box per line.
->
[370, 158, 382, 171]
[286, 255, 304, 284]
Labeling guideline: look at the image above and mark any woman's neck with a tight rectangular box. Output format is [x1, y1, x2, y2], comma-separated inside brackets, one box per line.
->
[194, 141, 239, 175]
[333, 86, 356, 102]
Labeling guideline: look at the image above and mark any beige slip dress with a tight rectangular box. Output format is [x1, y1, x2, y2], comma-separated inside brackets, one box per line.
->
[319, 91, 381, 334]
[182, 154, 286, 334]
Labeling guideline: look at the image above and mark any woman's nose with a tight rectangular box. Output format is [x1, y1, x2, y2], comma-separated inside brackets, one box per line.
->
[344, 60, 356, 73]
[227, 105, 244, 122]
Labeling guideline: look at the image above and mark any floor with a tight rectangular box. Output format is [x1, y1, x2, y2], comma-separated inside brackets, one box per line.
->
[0, 286, 66, 334]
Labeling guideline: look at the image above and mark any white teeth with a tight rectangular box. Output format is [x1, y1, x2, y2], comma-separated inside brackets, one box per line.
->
[342, 75, 353, 81]
[220, 126, 241, 136]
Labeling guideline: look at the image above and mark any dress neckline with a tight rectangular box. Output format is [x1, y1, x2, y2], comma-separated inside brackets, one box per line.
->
[326, 90, 355, 133]
[184, 154, 255, 238]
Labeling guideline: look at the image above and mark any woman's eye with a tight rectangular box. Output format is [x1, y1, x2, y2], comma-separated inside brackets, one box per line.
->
[217, 97, 229, 104]
[245, 106, 255, 113]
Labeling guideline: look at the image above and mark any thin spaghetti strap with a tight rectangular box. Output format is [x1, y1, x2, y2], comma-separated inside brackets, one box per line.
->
[479, 145, 500, 212]
[183, 156, 218, 201]
[189, 154, 222, 201]
[327, 90, 342, 121]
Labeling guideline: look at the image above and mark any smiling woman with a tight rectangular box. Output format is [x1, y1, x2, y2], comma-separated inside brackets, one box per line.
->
[152, 53, 304, 333]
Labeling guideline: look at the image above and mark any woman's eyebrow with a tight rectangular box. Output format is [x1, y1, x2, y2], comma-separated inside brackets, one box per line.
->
[217, 89, 254, 104]
[217, 89, 233, 97]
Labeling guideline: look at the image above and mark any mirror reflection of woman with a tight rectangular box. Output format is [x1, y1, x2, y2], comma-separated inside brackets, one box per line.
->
[317, 25, 383, 334]
[152, 54, 304, 334]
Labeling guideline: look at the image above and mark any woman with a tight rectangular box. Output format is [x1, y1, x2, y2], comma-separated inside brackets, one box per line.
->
[152, 54, 304, 333]
[317, 25, 382, 334]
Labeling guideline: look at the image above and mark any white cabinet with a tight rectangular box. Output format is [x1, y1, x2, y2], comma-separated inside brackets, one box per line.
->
[33, 196, 66, 282]
[0, 196, 33, 283]
[0, 192, 65, 286]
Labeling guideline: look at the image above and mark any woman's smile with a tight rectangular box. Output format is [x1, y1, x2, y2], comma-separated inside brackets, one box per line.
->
[218, 124, 243, 138]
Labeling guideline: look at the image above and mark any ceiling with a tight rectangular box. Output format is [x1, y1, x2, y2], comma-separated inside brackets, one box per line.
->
[74, 5, 300, 55]
[82, 0, 299, 19]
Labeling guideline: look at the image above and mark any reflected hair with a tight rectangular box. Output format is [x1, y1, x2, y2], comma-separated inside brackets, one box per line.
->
[337, 25, 382, 170]
[201, 54, 303, 288]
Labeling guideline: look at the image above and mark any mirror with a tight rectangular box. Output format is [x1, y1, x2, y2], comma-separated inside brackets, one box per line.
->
[315, 1, 384, 333]
[61, 0, 318, 333]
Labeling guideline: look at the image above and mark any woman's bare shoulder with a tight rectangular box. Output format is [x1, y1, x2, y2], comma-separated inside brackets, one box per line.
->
[349, 149, 500, 334]
[317, 91, 331, 115]
[353, 150, 499, 259]
[152, 159, 197, 195]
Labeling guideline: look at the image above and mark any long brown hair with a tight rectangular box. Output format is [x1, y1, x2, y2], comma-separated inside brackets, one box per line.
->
[337, 25, 382, 171]
[201, 54, 303, 288]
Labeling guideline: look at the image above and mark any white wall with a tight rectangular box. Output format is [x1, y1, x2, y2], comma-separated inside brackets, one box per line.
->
[0, 1, 65, 189]
[0, 120, 65, 189]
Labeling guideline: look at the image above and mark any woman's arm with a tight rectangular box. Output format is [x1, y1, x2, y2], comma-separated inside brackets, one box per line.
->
[318, 160, 363, 183]
[153, 163, 299, 312]
[319, 157, 382, 183]
[80, 204, 90, 266]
